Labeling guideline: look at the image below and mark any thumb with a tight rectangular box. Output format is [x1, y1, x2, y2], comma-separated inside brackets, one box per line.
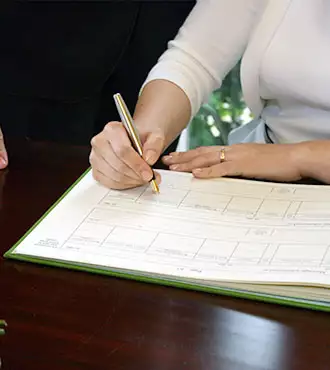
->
[142, 130, 165, 166]
[0, 127, 8, 170]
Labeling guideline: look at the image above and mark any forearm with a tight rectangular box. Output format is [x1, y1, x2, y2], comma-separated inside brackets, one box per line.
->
[133, 79, 191, 148]
[294, 140, 330, 183]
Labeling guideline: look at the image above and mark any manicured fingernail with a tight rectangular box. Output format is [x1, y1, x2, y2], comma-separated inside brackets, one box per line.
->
[145, 150, 157, 165]
[0, 157, 7, 169]
[141, 170, 152, 182]
[193, 169, 202, 176]
[162, 155, 172, 163]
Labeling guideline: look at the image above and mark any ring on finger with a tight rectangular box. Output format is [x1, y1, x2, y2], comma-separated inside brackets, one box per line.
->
[219, 147, 226, 163]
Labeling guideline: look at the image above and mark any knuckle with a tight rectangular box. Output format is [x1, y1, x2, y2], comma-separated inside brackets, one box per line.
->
[117, 162, 128, 174]
[90, 134, 100, 148]
[92, 169, 113, 188]
[192, 158, 204, 168]
[174, 151, 183, 158]
[152, 133, 165, 147]
[196, 146, 206, 155]
[221, 163, 232, 176]
[174, 152, 185, 161]
[232, 143, 248, 155]
[109, 168, 135, 186]
[117, 144, 131, 158]
[104, 121, 121, 135]
[89, 155, 93, 166]
[154, 133, 165, 142]
[201, 153, 211, 162]
[104, 121, 114, 130]
[139, 164, 151, 175]
[103, 123, 114, 137]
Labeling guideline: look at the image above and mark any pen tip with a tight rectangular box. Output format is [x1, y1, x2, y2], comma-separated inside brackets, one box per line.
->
[151, 180, 160, 194]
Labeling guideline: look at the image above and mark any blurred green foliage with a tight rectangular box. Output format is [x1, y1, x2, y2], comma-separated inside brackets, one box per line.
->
[189, 63, 250, 149]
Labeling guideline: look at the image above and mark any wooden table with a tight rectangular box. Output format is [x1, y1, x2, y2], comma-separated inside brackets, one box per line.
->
[0, 139, 329, 370]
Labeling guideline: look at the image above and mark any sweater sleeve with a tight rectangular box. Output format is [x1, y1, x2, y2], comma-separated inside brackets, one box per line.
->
[142, 0, 268, 118]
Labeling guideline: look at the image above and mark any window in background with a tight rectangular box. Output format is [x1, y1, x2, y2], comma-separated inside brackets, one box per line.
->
[188, 62, 251, 149]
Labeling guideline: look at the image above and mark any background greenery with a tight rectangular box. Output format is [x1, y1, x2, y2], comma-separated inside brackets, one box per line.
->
[188, 62, 250, 149]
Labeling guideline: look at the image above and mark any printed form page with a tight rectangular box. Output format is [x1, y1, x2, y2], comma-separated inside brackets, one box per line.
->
[11, 170, 330, 287]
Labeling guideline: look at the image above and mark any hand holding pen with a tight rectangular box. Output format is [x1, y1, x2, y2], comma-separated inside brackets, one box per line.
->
[89, 94, 164, 191]
[113, 93, 159, 193]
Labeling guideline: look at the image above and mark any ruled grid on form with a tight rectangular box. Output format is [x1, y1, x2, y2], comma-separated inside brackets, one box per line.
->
[12, 170, 330, 286]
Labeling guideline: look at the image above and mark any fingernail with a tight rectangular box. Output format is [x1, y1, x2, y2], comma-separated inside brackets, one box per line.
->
[145, 150, 157, 165]
[169, 164, 179, 171]
[162, 155, 172, 163]
[0, 157, 7, 169]
[141, 170, 152, 182]
[193, 168, 202, 176]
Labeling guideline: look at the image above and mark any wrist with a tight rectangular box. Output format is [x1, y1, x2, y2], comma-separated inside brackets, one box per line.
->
[290, 141, 314, 179]
[133, 79, 191, 149]
[134, 117, 177, 151]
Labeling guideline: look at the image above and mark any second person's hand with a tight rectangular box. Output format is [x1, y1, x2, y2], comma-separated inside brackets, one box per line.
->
[0, 126, 8, 170]
[90, 121, 164, 190]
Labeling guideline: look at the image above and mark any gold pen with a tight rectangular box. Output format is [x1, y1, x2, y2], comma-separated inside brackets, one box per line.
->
[113, 93, 159, 193]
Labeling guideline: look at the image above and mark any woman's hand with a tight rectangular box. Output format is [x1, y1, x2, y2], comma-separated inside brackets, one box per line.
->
[89, 79, 192, 190]
[0, 127, 8, 170]
[163, 143, 305, 182]
[89, 121, 164, 190]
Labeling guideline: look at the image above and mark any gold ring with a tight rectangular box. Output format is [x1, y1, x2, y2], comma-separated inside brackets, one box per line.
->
[219, 147, 226, 163]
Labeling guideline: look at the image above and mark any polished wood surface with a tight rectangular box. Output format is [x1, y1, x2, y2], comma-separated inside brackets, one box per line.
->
[0, 139, 330, 370]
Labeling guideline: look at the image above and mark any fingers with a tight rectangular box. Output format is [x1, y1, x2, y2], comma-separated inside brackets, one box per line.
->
[163, 146, 217, 166]
[193, 162, 242, 179]
[191, 157, 274, 180]
[90, 122, 153, 185]
[103, 122, 153, 181]
[163, 143, 303, 183]
[142, 130, 165, 166]
[90, 121, 164, 190]
[91, 167, 139, 190]
[171, 151, 224, 172]
[89, 150, 141, 189]
[91, 155, 162, 190]
[0, 127, 8, 169]
[162, 144, 242, 179]
[163, 146, 229, 172]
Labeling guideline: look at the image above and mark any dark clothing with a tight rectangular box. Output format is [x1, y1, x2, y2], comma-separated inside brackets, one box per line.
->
[0, 2, 194, 146]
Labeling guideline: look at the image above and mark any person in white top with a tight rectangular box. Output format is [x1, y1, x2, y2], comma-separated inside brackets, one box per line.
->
[90, 0, 330, 189]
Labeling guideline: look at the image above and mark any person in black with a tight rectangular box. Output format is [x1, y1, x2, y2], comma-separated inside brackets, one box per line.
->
[0, 1, 195, 168]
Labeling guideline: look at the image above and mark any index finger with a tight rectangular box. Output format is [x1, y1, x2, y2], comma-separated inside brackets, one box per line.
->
[162, 146, 219, 165]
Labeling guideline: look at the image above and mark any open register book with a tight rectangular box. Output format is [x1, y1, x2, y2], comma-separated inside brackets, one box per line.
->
[5, 169, 330, 311]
